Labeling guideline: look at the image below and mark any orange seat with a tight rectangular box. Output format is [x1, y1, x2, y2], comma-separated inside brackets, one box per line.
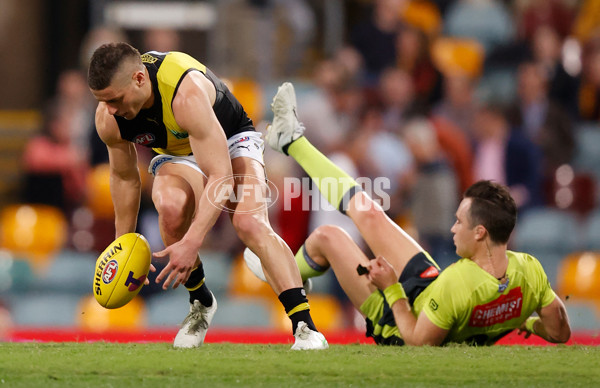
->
[401, 0, 442, 37]
[228, 252, 277, 301]
[558, 252, 600, 301]
[86, 163, 114, 220]
[0, 204, 67, 270]
[223, 78, 264, 124]
[431, 37, 485, 78]
[77, 294, 147, 332]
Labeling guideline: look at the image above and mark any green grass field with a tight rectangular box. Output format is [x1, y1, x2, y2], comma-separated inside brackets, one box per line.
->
[1, 343, 599, 387]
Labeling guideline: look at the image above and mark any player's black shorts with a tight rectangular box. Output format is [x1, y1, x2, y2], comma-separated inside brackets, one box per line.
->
[360, 251, 440, 345]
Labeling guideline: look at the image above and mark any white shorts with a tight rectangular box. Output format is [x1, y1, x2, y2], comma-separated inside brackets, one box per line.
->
[148, 131, 264, 177]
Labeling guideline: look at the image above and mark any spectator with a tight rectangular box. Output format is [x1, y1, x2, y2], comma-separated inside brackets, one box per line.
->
[472, 103, 543, 212]
[529, 25, 580, 119]
[350, 0, 404, 84]
[395, 24, 443, 108]
[22, 99, 90, 213]
[507, 61, 575, 178]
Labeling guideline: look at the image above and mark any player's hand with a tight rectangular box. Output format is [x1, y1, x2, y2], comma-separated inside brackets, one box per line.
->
[144, 264, 156, 286]
[153, 240, 199, 290]
[517, 320, 533, 339]
[367, 256, 399, 291]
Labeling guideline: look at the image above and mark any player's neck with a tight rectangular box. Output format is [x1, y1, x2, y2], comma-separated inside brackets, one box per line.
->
[472, 241, 508, 279]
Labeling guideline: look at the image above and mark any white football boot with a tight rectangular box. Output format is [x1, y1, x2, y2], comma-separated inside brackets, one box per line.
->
[291, 321, 329, 350]
[266, 82, 306, 154]
[243, 247, 312, 293]
[173, 292, 217, 348]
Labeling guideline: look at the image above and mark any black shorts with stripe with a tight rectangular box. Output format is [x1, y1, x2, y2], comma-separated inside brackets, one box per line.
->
[362, 251, 440, 345]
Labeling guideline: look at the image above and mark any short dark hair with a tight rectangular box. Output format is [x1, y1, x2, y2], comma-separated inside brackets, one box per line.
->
[464, 180, 517, 244]
[88, 42, 141, 90]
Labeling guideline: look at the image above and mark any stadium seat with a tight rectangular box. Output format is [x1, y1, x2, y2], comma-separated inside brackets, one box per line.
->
[512, 207, 581, 286]
[8, 292, 81, 326]
[0, 255, 35, 294]
[558, 252, 600, 302]
[223, 77, 264, 124]
[544, 166, 596, 217]
[211, 296, 272, 328]
[199, 250, 233, 299]
[35, 250, 96, 295]
[77, 294, 147, 332]
[401, 0, 442, 37]
[563, 301, 600, 331]
[573, 123, 600, 182]
[228, 253, 278, 301]
[430, 37, 485, 78]
[146, 287, 190, 326]
[0, 204, 68, 270]
[583, 210, 600, 251]
[86, 163, 114, 220]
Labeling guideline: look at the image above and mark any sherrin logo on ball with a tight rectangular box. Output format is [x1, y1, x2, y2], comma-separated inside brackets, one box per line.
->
[93, 233, 151, 309]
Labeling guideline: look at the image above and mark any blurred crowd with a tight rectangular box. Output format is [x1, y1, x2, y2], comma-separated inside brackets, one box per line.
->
[11, 0, 600, 296]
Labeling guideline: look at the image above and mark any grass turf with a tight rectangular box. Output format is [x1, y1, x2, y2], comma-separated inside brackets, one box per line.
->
[0, 343, 598, 387]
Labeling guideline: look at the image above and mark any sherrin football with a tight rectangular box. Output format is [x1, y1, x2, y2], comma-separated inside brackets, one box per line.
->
[93, 233, 151, 309]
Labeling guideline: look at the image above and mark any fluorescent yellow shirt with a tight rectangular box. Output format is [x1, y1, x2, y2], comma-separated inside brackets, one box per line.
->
[414, 251, 556, 345]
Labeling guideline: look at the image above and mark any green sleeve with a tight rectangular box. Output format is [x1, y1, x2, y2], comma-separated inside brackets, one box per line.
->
[421, 270, 460, 330]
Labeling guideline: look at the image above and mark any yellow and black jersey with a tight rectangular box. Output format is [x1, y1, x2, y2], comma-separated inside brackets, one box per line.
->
[114, 51, 254, 156]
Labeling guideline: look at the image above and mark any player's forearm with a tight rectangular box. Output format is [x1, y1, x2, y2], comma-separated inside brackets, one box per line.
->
[110, 175, 141, 237]
[531, 315, 571, 344]
[179, 174, 233, 250]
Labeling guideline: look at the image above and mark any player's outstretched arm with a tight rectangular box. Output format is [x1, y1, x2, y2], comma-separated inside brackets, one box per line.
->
[95, 105, 142, 238]
[520, 298, 571, 343]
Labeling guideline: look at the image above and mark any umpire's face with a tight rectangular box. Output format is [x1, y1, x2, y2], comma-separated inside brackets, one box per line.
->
[91, 63, 151, 120]
[451, 198, 478, 258]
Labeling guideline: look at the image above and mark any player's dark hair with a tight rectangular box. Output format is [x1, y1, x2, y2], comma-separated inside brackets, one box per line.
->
[88, 42, 141, 90]
[464, 180, 517, 244]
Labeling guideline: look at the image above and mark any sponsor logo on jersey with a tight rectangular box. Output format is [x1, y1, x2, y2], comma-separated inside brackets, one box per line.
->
[469, 287, 523, 327]
[102, 259, 119, 284]
[134, 133, 156, 146]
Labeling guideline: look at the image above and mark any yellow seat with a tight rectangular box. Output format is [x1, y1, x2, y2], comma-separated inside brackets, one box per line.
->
[558, 252, 600, 302]
[0, 204, 67, 270]
[77, 294, 147, 332]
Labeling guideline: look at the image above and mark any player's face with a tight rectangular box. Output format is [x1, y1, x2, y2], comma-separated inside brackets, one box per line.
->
[91, 69, 149, 120]
[451, 198, 477, 258]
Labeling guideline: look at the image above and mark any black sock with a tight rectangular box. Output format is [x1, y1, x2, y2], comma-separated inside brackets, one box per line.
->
[278, 287, 317, 334]
[185, 264, 213, 306]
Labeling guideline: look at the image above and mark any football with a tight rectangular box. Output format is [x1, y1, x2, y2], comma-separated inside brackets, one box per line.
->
[93, 233, 152, 309]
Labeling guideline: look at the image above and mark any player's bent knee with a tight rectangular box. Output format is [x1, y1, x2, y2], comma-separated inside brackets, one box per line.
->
[353, 204, 387, 230]
[232, 213, 271, 245]
[311, 225, 350, 247]
[153, 189, 192, 231]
